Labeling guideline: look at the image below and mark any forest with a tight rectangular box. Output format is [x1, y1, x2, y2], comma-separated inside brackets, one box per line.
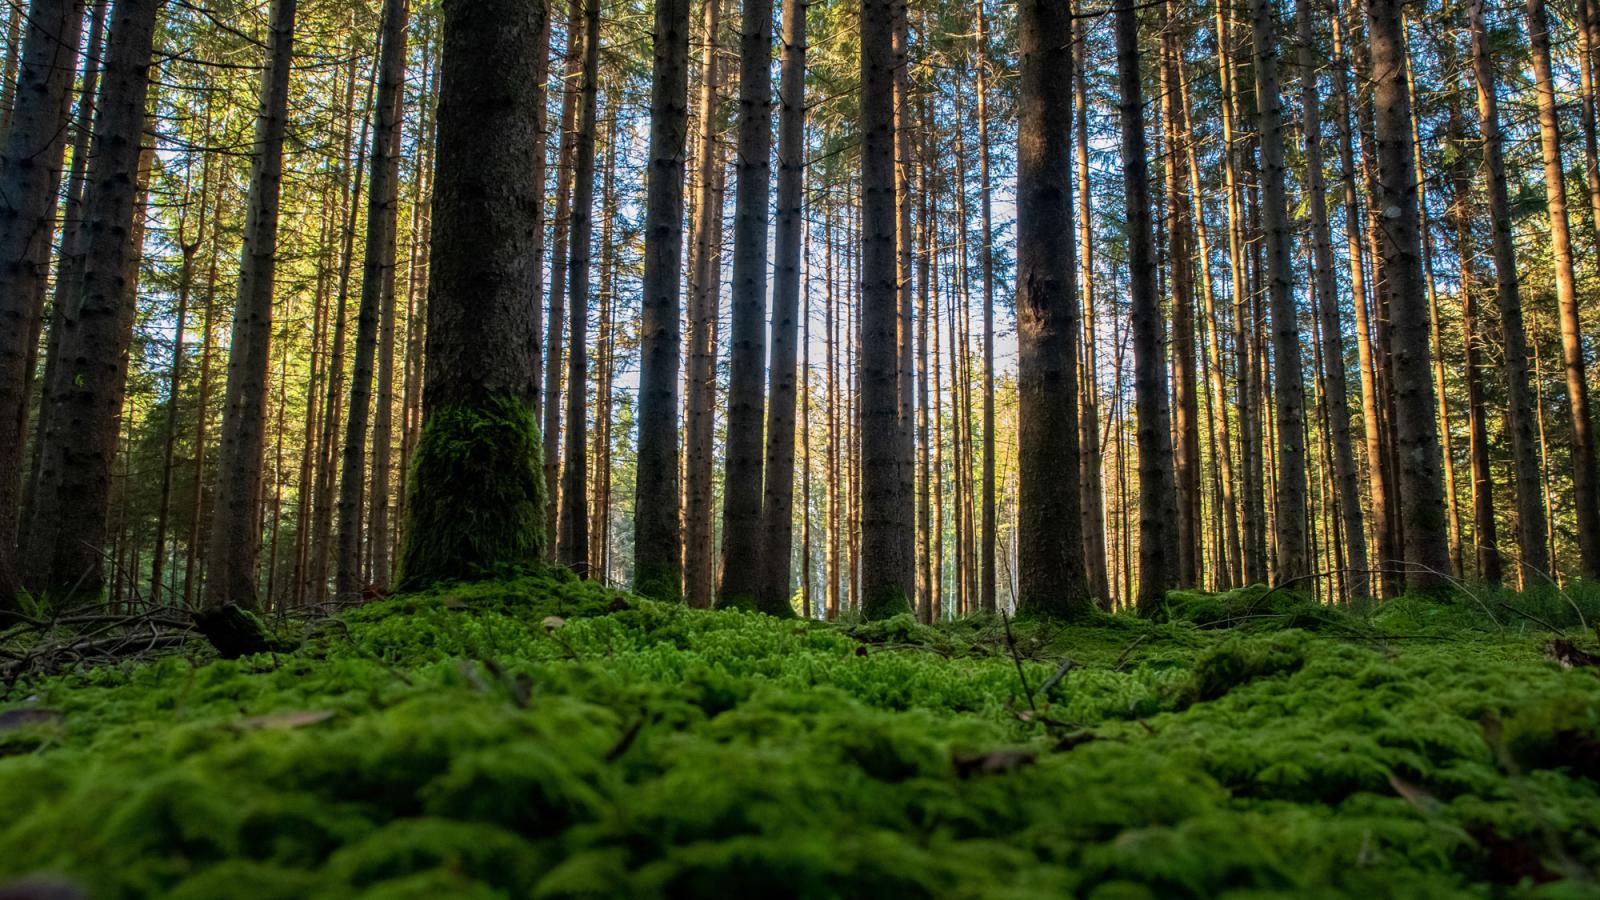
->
[2, 0, 1600, 889]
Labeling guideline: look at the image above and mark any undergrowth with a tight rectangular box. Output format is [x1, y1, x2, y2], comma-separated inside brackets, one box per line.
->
[2, 571, 1598, 898]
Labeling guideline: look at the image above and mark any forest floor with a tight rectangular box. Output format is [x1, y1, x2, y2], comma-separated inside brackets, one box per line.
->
[2, 575, 1599, 899]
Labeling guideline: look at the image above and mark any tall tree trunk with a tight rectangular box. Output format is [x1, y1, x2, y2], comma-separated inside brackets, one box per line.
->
[543, 0, 583, 553]
[1299, 0, 1366, 598]
[336, 0, 408, 599]
[633, 0, 692, 599]
[893, 0, 916, 613]
[683, 0, 724, 608]
[153, 151, 209, 605]
[590, 100, 618, 578]
[1217, 0, 1264, 585]
[1526, 0, 1600, 578]
[1470, 0, 1547, 583]
[717, 0, 775, 609]
[976, 5, 998, 613]
[204, 0, 298, 611]
[1176, 64, 1241, 592]
[1252, 0, 1309, 582]
[0, 0, 86, 610]
[22, 0, 159, 604]
[557, 0, 598, 575]
[1076, 14, 1110, 603]
[1369, 0, 1451, 590]
[756, 0, 808, 615]
[397, 0, 548, 586]
[1016, 0, 1089, 616]
[860, 0, 912, 617]
[1161, 4, 1201, 587]
[1117, 0, 1177, 610]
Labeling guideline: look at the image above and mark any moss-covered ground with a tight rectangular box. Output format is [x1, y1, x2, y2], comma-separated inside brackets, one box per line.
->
[2, 575, 1599, 898]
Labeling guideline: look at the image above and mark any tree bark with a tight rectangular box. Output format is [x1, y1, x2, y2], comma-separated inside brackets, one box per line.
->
[22, 0, 159, 604]
[1470, 0, 1547, 583]
[1252, 0, 1309, 583]
[633, 0, 692, 599]
[336, 0, 408, 599]
[1525, 0, 1600, 579]
[1016, 0, 1090, 616]
[976, 5, 998, 613]
[756, 0, 809, 616]
[1161, 4, 1201, 587]
[0, 0, 86, 610]
[1298, 0, 1366, 598]
[557, 0, 599, 575]
[204, 0, 298, 611]
[859, 0, 912, 618]
[1368, 0, 1451, 590]
[1116, 0, 1177, 611]
[398, 0, 548, 587]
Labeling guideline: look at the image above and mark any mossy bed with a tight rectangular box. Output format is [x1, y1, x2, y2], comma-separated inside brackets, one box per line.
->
[2, 574, 1598, 898]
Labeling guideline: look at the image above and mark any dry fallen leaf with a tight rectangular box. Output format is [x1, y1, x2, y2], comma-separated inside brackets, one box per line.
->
[233, 710, 336, 731]
[0, 708, 63, 733]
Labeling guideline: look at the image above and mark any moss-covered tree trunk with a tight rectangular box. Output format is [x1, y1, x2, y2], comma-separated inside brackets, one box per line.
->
[398, 0, 547, 588]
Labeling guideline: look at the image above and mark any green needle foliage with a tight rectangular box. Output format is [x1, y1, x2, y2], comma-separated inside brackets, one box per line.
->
[2, 573, 1599, 898]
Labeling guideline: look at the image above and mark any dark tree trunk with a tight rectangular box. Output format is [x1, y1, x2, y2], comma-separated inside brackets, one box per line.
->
[557, 0, 598, 575]
[336, 0, 407, 599]
[1116, 0, 1177, 611]
[397, 0, 548, 587]
[756, 0, 808, 616]
[0, 0, 86, 610]
[1470, 0, 1547, 583]
[716, 0, 774, 609]
[1299, 0, 1366, 598]
[859, 0, 912, 618]
[1253, 0, 1309, 582]
[22, 0, 161, 605]
[1369, 0, 1451, 590]
[1016, 0, 1090, 616]
[204, 0, 298, 611]
[633, 0, 692, 600]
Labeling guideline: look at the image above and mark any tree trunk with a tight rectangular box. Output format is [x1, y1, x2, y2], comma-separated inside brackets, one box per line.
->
[717, 0, 775, 609]
[1368, 0, 1451, 590]
[204, 0, 298, 611]
[397, 0, 548, 587]
[22, 0, 160, 604]
[976, 5, 997, 613]
[756, 0, 809, 616]
[1016, 0, 1090, 616]
[1251, 0, 1309, 582]
[1076, 14, 1110, 603]
[1116, 0, 1177, 611]
[1161, 5, 1201, 587]
[543, 0, 584, 554]
[0, 0, 86, 609]
[1470, 0, 1547, 583]
[683, 0, 725, 608]
[336, 0, 408, 600]
[859, 0, 912, 618]
[557, 0, 599, 576]
[633, 0, 691, 600]
[1299, 0, 1366, 598]
[1526, 0, 1600, 578]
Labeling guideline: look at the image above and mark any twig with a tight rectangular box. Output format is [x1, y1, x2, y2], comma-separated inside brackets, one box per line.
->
[999, 610, 1037, 714]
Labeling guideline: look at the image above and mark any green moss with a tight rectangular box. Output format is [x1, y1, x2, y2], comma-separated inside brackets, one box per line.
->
[396, 395, 546, 590]
[3, 579, 1600, 897]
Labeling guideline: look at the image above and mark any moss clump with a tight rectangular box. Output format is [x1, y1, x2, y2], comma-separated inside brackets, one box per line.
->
[4, 578, 1600, 897]
[396, 396, 545, 590]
